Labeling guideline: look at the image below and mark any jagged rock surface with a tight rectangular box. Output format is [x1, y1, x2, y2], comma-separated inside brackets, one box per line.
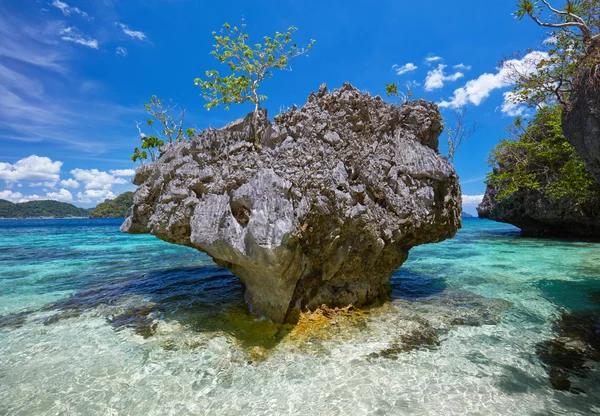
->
[122, 84, 461, 323]
[477, 176, 600, 237]
[563, 67, 600, 183]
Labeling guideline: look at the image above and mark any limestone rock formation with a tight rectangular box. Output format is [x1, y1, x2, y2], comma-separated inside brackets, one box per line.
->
[563, 68, 600, 183]
[122, 83, 461, 323]
[477, 177, 600, 237]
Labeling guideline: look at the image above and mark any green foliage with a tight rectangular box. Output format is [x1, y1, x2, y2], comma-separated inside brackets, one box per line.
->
[194, 19, 315, 112]
[486, 104, 597, 204]
[0, 200, 90, 218]
[89, 192, 134, 218]
[143, 95, 188, 143]
[131, 148, 148, 164]
[132, 95, 192, 164]
[384, 82, 412, 104]
[185, 127, 197, 139]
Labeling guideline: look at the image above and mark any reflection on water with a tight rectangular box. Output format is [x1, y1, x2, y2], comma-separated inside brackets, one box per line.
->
[1, 218, 600, 415]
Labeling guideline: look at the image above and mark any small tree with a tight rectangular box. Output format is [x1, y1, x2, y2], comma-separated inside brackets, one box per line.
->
[385, 82, 412, 103]
[446, 106, 477, 163]
[194, 19, 314, 146]
[144, 95, 191, 143]
[131, 96, 197, 165]
[131, 147, 148, 165]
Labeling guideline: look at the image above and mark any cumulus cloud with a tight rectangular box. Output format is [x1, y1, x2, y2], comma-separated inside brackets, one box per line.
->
[1, 188, 74, 203]
[453, 63, 471, 70]
[392, 62, 417, 75]
[59, 27, 99, 49]
[109, 169, 135, 177]
[77, 189, 116, 204]
[46, 188, 73, 202]
[0, 190, 24, 202]
[500, 91, 529, 117]
[425, 56, 443, 64]
[462, 194, 484, 205]
[439, 51, 548, 109]
[424, 64, 464, 91]
[0, 155, 62, 183]
[60, 178, 80, 188]
[116, 46, 128, 57]
[51, 0, 90, 19]
[71, 168, 127, 190]
[115, 23, 146, 40]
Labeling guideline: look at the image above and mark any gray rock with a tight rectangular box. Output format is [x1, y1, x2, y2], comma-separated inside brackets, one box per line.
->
[477, 176, 600, 237]
[122, 83, 461, 323]
[563, 67, 600, 183]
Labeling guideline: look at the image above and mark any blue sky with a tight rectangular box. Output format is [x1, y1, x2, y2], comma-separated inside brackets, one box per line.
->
[0, 0, 550, 213]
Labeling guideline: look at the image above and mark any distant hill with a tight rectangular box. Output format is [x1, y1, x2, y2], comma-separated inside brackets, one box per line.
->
[0, 200, 91, 218]
[89, 192, 134, 218]
[461, 211, 474, 218]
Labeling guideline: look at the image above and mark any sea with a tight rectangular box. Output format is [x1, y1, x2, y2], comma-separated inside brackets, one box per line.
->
[1, 217, 599, 415]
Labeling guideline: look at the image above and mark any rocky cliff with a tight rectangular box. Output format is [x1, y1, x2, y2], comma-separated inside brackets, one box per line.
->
[563, 66, 600, 183]
[122, 84, 461, 323]
[478, 180, 600, 237]
[478, 105, 600, 238]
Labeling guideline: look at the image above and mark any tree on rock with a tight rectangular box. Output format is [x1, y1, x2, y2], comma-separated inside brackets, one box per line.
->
[194, 19, 314, 145]
[511, 0, 600, 108]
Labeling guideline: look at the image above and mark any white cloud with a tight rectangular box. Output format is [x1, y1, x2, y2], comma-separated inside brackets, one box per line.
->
[51, 0, 90, 19]
[439, 51, 548, 109]
[392, 62, 417, 75]
[46, 188, 73, 202]
[77, 189, 116, 204]
[425, 56, 443, 64]
[59, 27, 99, 49]
[0, 190, 24, 202]
[116, 46, 128, 57]
[116, 23, 147, 41]
[462, 194, 484, 205]
[0, 188, 75, 203]
[453, 63, 471, 70]
[424, 64, 464, 91]
[109, 169, 135, 177]
[500, 91, 528, 117]
[71, 168, 127, 190]
[60, 178, 80, 188]
[0, 155, 62, 183]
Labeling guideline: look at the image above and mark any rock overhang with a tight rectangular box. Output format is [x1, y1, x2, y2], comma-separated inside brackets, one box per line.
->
[122, 83, 462, 322]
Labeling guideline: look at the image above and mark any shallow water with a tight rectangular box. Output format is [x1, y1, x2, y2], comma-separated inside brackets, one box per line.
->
[1, 218, 599, 415]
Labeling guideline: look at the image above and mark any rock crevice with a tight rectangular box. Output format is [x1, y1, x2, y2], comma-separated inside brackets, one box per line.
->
[122, 83, 461, 322]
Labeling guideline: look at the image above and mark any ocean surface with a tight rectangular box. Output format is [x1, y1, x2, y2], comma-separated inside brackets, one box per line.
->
[1, 218, 599, 415]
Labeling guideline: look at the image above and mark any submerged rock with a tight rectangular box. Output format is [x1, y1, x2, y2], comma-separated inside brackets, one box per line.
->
[122, 83, 461, 323]
[537, 309, 600, 393]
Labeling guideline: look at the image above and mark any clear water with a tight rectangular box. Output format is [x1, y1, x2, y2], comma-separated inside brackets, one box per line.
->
[1, 218, 599, 415]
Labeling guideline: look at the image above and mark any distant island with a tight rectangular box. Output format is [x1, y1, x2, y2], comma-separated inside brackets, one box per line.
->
[89, 192, 133, 218]
[0, 192, 134, 219]
[461, 212, 474, 218]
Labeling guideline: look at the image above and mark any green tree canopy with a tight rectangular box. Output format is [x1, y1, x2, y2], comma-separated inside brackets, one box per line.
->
[89, 192, 134, 218]
[194, 19, 315, 114]
[487, 104, 598, 204]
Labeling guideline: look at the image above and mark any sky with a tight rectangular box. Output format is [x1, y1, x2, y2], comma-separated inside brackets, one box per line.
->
[0, 0, 552, 213]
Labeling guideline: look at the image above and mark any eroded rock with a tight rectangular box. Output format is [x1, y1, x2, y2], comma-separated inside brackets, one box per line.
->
[563, 66, 600, 183]
[122, 83, 461, 322]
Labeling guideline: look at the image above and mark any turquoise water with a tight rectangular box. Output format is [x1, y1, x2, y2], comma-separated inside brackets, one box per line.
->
[1, 218, 599, 415]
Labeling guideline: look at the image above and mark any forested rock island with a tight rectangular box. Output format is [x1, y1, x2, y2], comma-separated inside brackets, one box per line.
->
[0, 192, 133, 219]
